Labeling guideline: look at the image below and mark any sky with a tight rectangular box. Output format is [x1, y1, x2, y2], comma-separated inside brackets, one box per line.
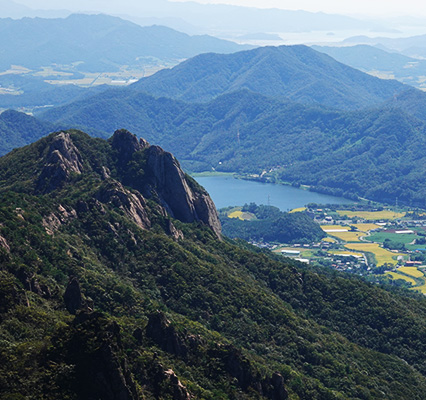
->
[16, 0, 426, 18]
[170, 0, 425, 18]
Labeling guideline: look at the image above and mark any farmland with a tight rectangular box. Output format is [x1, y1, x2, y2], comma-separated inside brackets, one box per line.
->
[386, 272, 417, 286]
[336, 210, 406, 220]
[344, 242, 404, 265]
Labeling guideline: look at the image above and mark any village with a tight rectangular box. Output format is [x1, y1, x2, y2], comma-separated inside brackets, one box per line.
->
[260, 204, 426, 294]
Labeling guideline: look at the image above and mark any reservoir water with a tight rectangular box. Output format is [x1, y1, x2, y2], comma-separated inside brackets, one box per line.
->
[194, 175, 354, 211]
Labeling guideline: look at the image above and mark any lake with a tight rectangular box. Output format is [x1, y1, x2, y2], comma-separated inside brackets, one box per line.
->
[194, 175, 354, 211]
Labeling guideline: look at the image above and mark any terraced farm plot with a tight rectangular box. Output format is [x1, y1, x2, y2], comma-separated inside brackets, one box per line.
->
[229, 211, 243, 219]
[289, 207, 307, 213]
[386, 272, 417, 286]
[321, 225, 350, 231]
[344, 243, 404, 266]
[413, 283, 426, 294]
[228, 211, 255, 220]
[327, 231, 364, 242]
[322, 237, 337, 243]
[337, 210, 405, 220]
[397, 267, 424, 278]
[328, 250, 364, 258]
[353, 224, 381, 232]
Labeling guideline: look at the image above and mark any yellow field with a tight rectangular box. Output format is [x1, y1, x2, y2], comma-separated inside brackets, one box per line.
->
[337, 210, 405, 220]
[344, 243, 404, 266]
[228, 211, 255, 221]
[397, 267, 424, 278]
[321, 225, 350, 231]
[289, 207, 306, 213]
[353, 223, 381, 232]
[322, 237, 337, 243]
[328, 250, 364, 257]
[328, 231, 364, 242]
[386, 272, 416, 286]
[229, 211, 243, 219]
[412, 284, 426, 294]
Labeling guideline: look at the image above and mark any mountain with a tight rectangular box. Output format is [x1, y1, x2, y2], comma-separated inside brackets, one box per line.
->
[39, 85, 426, 206]
[0, 13, 249, 72]
[128, 1, 380, 34]
[131, 45, 406, 110]
[0, 109, 54, 155]
[0, 0, 71, 18]
[342, 33, 426, 59]
[312, 44, 426, 89]
[3, 129, 426, 398]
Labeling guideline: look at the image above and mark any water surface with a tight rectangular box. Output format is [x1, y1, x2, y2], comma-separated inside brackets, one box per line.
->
[194, 175, 354, 211]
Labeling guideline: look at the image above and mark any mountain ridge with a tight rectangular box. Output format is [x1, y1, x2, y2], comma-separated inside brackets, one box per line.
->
[0, 13, 250, 72]
[131, 44, 407, 110]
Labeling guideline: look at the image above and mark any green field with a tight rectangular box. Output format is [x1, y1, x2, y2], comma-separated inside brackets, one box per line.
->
[366, 232, 419, 249]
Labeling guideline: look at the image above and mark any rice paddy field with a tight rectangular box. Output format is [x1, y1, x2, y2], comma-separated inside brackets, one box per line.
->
[397, 267, 425, 278]
[327, 231, 365, 242]
[344, 243, 404, 266]
[328, 250, 364, 258]
[386, 272, 417, 286]
[336, 210, 405, 220]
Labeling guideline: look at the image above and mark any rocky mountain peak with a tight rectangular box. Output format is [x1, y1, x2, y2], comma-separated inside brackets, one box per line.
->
[110, 129, 149, 166]
[37, 131, 83, 193]
[144, 144, 222, 238]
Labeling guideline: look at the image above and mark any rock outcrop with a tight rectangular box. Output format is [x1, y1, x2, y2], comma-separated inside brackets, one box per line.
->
[42, 204, 77, 235]
[0, 234, 10, 253]
[110, 129, 221, 238]
[146, 311, 188, 359]
[37, 132, 83, 193]
[95, 180, 151, 230]
[110, 129, 149, 168]
[144, 145, 221, 239]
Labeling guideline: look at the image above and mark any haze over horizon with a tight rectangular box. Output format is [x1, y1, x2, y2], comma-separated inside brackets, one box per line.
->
[13, 0, 426, 18]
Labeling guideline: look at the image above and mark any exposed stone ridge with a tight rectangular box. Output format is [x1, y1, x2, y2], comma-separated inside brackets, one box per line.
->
[95, 179, 151, 230]
[110, 129, 149, 166]
[0, 234, 10, 253]
[37, 131, 83, 193]
[42, 204, 77, 235]
[145, 145, 222, 238]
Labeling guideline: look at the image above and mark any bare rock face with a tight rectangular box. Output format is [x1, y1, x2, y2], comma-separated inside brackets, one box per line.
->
[42, 204, 77, 235]
[162, 369, 191, 400]
[110, 129, 149, 167]
[37, 132, 83, 193]
[95, 180, 151, 230]
[0, 234, 10, 253]
[144, 145, 221, 239]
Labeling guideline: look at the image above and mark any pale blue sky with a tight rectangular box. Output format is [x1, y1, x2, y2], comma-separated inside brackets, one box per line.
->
[16, 0, 425, 17]
[170, 0, 425, 17]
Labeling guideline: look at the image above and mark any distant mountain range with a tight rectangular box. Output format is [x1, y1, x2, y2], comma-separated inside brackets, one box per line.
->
[0, 13, 250, 72]
[312, 44, 426, 89]
[342, 33, 426, 59]
[0, 0, 383, 36]
[131, 45, 406, 110]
